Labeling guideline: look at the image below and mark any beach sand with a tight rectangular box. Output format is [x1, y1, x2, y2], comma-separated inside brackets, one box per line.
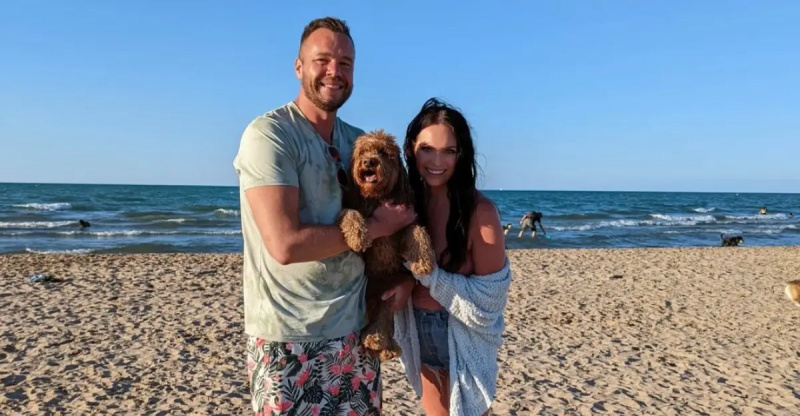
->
[2, 247, 799, 415]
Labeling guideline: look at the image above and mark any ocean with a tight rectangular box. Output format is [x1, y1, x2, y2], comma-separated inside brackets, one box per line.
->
[1, 183, 797, 254]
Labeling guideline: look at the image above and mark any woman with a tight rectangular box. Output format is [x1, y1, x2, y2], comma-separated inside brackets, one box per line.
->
[394, 98, 511, 416]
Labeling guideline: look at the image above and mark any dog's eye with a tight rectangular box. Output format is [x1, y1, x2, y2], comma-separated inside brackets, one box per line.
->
[378, 149, 389, 158]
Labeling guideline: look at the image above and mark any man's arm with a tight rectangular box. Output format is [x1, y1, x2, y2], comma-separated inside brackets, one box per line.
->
[246, 185, 346, 264]
[247, 186, 417, 265]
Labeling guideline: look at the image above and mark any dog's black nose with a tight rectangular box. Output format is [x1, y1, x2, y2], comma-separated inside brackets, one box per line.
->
[363, 158, 378, 169]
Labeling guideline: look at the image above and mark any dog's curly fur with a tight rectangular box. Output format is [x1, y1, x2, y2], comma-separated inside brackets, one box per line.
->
[336, 129, 435, 361]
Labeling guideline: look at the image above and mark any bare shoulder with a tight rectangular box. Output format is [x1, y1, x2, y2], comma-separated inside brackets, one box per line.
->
[473, 192, 502, 228]
[469, 192, 506, 275]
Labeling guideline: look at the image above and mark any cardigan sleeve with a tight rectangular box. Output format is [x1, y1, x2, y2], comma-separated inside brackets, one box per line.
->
[406, 259, 512, 331]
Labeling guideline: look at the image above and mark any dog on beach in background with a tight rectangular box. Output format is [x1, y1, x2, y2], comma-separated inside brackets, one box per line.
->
[79, 220, 91, 229]
[785, 280, 800, 307]
[503, 223, 512, 235]
[720, 233, 744, 247]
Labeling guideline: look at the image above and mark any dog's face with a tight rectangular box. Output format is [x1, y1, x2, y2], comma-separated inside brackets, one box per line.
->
[350, 130, 404, 199]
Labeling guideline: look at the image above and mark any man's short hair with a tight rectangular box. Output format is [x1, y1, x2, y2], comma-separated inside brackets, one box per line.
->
[299, 17, 353, 53]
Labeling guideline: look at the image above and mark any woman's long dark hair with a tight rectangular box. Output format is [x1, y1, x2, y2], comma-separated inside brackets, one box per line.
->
[404, 98, 477, 273]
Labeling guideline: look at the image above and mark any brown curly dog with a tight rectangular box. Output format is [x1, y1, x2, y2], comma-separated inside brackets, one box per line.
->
[336, 129, 435, 361]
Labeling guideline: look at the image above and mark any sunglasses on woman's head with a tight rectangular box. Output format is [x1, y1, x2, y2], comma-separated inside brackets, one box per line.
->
[327, 145, 349, 189]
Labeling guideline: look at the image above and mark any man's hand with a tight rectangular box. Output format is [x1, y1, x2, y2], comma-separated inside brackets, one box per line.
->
[367, 202, 416, 239]
[381, 272, 416, 312]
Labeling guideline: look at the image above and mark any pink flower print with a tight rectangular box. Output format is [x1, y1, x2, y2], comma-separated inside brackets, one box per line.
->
[348, 410, 358, 416]
[311, 404, 321, 416]
[351, 376, 361, 390]
[262, 354, 270, 364]
[256, 338, 266, 347]
[298, 353, 308, 363]
[370, 391, 378, 404]
[363, 371, 375, 381]
[331, 364, 342, 375]
[347, 332, 357, 341]
[327, 385, 340, 396]
[271, 399, 293, 413]
[296, 369, 310, 387]
[342, 364, 354, 374]
[286, 342, 294, 351]
[263, 377, 272, 391]
[317, 353, 326, 362]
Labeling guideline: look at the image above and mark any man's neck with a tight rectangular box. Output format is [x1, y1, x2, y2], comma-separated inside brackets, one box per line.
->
[294, 96, 336, 144]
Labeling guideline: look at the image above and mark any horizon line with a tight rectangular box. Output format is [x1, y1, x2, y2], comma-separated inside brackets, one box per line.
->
[1, 181, 798, 195]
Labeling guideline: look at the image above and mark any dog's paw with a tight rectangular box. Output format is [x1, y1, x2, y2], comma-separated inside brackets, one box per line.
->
[404, 225, 436, 275]
[360, 331, 388, 351]
[337, 209, 372, 252]
[411, 261, 434, 277]
[378, 348, 400, 362]
[377, 338, 402, 362]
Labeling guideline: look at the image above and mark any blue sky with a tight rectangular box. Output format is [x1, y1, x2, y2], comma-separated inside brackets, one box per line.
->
[1, 1, 798, 192]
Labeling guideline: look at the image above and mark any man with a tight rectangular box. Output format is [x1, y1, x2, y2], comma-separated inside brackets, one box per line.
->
[518, 211, 545, 238]
[233, 17, 416, 415]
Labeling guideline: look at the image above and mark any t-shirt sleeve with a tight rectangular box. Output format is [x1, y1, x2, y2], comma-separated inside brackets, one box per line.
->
[233, 117, 299, 191]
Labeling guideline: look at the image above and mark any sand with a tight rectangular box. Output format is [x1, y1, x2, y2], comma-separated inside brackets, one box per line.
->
[2, 247, 799, 415]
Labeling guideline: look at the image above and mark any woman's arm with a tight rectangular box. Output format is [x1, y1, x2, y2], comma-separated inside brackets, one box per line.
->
[403, 196, 511, 330]
[470, 197, 507, 276]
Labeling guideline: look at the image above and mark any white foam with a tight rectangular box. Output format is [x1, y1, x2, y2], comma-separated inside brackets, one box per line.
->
[25, 247, 92, 254]
[649, 214, 716, 223]
[692, 207, 716, 213]
[0, 221, 74, 228]
[550, 214, 717, 232]
[55, 229, 241, 237]
[214, 208, 240, 217]
[723, 213, 788, 221]
[13, 202, 72, 211]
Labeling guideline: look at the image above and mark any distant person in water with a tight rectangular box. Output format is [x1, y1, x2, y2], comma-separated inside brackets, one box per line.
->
[789, 213, 794, 219]
[760, 207, 767, 215]
[518, 211, 546, 238]
[78, 220, 91, 229]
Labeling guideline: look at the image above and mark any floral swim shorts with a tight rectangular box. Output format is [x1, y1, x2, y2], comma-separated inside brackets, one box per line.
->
[246, 331, 381, 416]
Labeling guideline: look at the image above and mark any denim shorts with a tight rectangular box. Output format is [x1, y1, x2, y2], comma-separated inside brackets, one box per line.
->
[414, 307, 450, 370]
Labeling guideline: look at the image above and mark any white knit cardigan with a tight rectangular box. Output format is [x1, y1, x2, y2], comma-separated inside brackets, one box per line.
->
[393, 258, 512, 416]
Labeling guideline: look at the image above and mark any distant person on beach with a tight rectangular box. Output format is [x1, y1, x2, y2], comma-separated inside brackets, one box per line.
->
[232, 17, 416, 415]
[393, 98, 511, 416]
[760, 206, 768, 215]
[78, 220, 91, 229]
[518, 211, 546, 238]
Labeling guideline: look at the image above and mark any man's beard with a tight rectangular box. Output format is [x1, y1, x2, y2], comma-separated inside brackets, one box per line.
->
[302, 76, 352, 112]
